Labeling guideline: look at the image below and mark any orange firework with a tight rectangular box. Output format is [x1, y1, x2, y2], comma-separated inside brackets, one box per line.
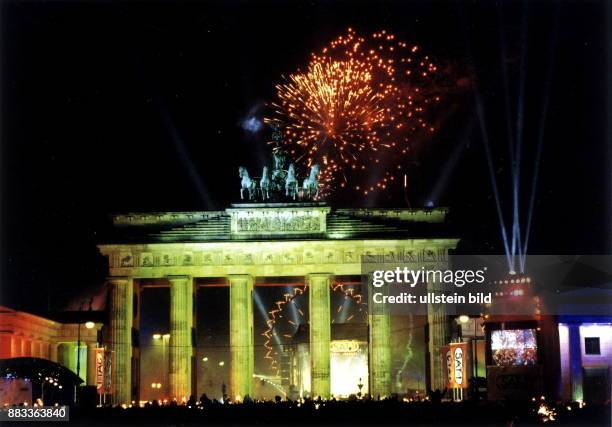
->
[266, 28, 444, 195]
[262, 281, 366, 375]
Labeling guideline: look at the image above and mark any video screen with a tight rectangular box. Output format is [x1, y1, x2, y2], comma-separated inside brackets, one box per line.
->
[491, 329, 537, 366]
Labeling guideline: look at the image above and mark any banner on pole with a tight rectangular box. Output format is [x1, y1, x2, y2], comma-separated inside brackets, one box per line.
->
[94, 348, 105, 394]
[442, 342, 469, 389]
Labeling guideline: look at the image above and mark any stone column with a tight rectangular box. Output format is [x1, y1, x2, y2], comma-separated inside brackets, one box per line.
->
[568, 323, 583, 402]
[43, 342, 51, 360]
[229, 275, 254, 401]
[0, 335, 12, 358]
[308, 273, 331, 399]
[369, 277, 391, 397]
[168, 275, 194, 401]
[108, 277, 134, 405]
[22, 339, 32, 357]
[37, 341, 44, 358]
[12, 336, 20, 358]
[49, 343, 58, 363]
[427, 277, 449, 390]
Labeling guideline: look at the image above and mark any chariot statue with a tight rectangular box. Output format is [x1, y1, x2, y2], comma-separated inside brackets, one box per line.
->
[238, 126, 322, 200]
[239, 161, 322, 201]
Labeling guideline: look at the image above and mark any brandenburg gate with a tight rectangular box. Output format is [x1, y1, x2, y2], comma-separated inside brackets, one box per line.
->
[97, 203, 457, 404]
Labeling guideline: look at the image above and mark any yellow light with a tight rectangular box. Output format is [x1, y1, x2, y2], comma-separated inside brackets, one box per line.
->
[152, 334, 161, 340]
[163, 334, 170, 339]
[459, 315, 470, 324]
[202, 357, 208, 362]
[218, 361, 225, 366]
[85, 321, 95, 329]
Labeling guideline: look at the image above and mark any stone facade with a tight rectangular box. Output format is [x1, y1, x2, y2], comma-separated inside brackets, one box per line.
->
[98, 204, 458, 403]
[0, 306, 102, 385]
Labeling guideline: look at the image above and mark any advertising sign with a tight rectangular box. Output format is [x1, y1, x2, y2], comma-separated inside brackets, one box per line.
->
[442, 342, 469, 388]
[441, 345, 452, 387]
[94, 348, 106, 394]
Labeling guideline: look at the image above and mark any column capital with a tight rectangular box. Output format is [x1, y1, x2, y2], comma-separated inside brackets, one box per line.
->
[228, 274, 253, 281]
[166, 275, 192, 282]
[107, 276, 132, 283]
[308, 272, 333, 278]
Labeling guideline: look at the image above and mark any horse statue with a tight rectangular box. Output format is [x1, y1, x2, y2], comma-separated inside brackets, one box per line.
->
[238, 166, 256, 200]
[285, 164, 298, 199]
[259, 166, 271, 200]
[302, 164, 320, 199]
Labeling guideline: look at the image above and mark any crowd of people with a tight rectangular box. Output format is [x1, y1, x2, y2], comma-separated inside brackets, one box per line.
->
[65, 393, 609, 426]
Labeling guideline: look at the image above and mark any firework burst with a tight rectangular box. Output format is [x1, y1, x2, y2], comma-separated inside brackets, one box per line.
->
[262, 281, 366, 375]
[266, 28, 445, 195]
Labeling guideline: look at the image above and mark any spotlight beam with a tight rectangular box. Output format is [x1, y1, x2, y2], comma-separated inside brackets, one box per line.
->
[510, 3, 530, 273]
[522, 4, 561, 268]
[425, 116, 475, 206]
[253, 289, 283, 348]
[458, 5, 513, 270]
[475, 91, 513, 270]
[156, 99, 216, 209]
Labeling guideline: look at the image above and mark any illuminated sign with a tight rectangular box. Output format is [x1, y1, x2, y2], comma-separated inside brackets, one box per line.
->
[442, 342, 469, 388]
[441, 345, 452, 386]
[227, 206, 329, 236]
[453, 346, 464, 386]
[94, 348, 105, 394]
[330, 340, 360, 353]
[104, 350, 115, 395]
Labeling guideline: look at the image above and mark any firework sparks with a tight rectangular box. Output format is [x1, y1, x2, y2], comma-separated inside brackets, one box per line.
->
[262, 281, 366, 375]
[266, 28, 445, 195]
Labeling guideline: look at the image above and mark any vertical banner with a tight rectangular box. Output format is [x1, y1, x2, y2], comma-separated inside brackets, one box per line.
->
[440, 345, 452, 387]
[94, 348, 106, 394]
[449, 342, 469, 388]
[104, 350, 115, 395]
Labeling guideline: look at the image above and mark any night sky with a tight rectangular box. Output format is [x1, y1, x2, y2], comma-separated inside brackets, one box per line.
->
[2, 0, 610, 314]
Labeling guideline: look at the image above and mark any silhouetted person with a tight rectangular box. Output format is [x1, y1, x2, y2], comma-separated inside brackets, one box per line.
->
[199, 393, 211, 406]
[427, 388, 447, 405]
